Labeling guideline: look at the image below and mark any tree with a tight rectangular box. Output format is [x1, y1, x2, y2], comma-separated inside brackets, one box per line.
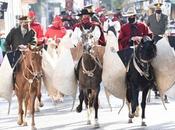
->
[112, 0, 127, 10]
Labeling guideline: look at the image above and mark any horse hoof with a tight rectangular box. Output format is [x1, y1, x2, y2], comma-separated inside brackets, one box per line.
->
[155, 95, 159, 99]
[94, 119, 100, 128]
[76, 105, 82, 113]
[17, 120, 23, 125]
[31, 126, 37, 130]
[134, 106, 140, 117]
[135, 113, 139, 117]
[39, 102, 44, 107]
[35, 107, 40, 112]
[129, 113, 134, 118]
[164, 99, 169, 103]
[94, 123, 100, 128]
[141, 121, 147, 126]
[22, 122, 28, 126]
[128, 118, 133, 123]
[87, 120, 91, 125]
[59, 97, 64, 102]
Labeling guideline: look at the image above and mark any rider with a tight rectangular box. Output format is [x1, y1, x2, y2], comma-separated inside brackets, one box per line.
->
[72, 8, 106, 46]
[118, 7, 150, 50]
[45, 15, 66, 45]
[28, 10, 44, 45]
[5, 16, 36, 67]
[72, 8, 105, 113]
[103, 11, 121, 37]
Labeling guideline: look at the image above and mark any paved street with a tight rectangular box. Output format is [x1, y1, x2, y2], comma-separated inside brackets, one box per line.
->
[1, 87, 175, 130]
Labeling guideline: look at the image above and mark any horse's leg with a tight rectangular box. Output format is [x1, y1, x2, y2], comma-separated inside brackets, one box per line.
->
[23, 95, 29, 126]
[30, 92, 37, 130]
[37, 80, 44, 108]
[85, 89, 91, 125]
[147, 89, 151, 103]
[129, 86, 139, 124]
[131, 86, 139, 115]
[126, 88, 133, 123]
[141, 88, 149, 126]
[84, 90, 88, 109]
[16, 94, 24, 125]
[135, 100, 140, 117]
[93, 87, 100, 128]
[76, 89, 84, 113]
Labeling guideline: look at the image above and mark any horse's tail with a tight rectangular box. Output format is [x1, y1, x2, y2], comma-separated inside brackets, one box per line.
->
[118, 98, 125, 115]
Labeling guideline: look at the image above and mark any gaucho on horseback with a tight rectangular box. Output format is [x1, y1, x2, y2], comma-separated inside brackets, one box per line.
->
[5, 16, 36, 67]
[72, 8, 106, 110]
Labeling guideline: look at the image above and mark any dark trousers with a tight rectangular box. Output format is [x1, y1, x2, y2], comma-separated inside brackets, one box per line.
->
[6, 50, 21, 68]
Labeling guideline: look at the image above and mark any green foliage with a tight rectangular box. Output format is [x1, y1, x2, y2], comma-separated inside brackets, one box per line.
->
[112, 0, 126, 10]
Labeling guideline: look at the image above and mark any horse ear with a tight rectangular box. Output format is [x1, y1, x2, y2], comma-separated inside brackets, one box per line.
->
[37, 44, 44, 50]
[28, 44, 32, 50]
[28, 44, 35, 50]
[152, 39, 156, 44]
[141, 38, 144, 44]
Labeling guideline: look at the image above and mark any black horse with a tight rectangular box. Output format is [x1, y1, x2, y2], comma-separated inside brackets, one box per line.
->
[126, 36, 157, 126]
[75, 27, 102, 128]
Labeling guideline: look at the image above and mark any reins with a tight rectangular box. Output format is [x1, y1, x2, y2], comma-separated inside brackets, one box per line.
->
[81, 51, 102, 77]
[21, 50, 42, 85]
[132, 45, 153, 81]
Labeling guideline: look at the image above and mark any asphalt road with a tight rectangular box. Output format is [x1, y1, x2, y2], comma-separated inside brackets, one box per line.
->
[0, 87, 175, 130]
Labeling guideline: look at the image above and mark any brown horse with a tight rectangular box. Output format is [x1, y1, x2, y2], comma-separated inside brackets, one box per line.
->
[75, 28, 103, 128]
[14, 44, 43, 130]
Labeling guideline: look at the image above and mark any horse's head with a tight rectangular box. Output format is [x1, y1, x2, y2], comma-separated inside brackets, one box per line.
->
[80, 27, 96, 53]
[23, 44, 43, 79]
[136, 36, 157, 63]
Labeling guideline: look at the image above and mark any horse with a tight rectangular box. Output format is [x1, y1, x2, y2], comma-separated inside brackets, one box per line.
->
[14, 44, 43, 130]
[75, 27, 103, 128]
[126, 36, 157, 126]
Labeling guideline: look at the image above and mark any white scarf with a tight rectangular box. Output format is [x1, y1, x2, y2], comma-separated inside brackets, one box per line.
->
[21, 26, 27, 37]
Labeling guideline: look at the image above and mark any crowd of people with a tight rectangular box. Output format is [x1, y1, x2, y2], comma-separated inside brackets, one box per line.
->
[4, 3, 170, 51]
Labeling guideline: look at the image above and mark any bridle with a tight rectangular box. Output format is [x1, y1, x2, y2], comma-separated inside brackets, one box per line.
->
[22, 49, 43, 85]
[132, 43, 153, 80]
[80, 27, 102, 77]
[81, 50, 102, 77]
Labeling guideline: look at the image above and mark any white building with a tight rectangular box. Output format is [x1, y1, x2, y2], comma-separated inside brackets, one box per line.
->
[1, 0, 37, 36]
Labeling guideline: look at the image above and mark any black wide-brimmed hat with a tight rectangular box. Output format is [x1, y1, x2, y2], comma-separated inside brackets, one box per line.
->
[17, 16, 31, 22]
[77, 9, 94, 16]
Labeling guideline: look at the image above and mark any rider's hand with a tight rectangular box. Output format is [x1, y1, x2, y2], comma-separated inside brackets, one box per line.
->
[131, 36, 142, 44]
[18, 44, 27, 49]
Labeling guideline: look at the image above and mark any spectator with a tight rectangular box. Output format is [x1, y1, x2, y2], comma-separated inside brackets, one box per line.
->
[147, 3, 168, 43]
[28, 10, 44, 45]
